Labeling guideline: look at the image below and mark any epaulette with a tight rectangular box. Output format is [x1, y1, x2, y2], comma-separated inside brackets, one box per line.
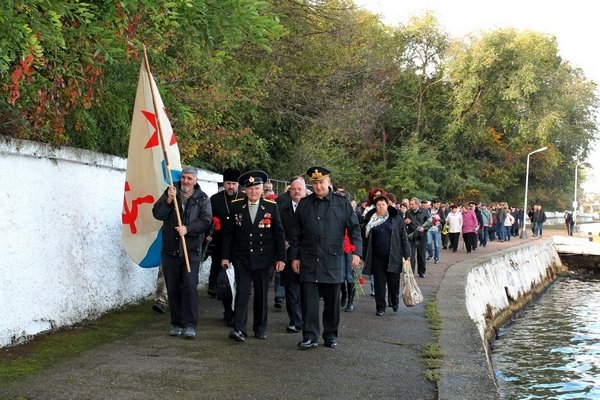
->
[263, 199, 277, 204]
[232, 198, 245, 203]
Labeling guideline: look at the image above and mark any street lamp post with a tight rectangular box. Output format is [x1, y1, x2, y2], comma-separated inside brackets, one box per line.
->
[573, 161, 584, 232]
[521, 146, 548, 239]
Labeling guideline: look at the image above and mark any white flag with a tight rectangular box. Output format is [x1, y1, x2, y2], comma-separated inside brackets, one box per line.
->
[121, 61, 182, 267]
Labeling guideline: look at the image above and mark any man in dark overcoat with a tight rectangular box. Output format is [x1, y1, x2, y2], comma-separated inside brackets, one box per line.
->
[405, 196, 431, 278]
[290, 166, 362, 350]
[276, 175, 307, 333]
[207, 167, 245, 326]
[221, 171, 286, 342]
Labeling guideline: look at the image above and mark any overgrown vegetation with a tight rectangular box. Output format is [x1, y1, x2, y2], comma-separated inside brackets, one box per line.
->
[0, 301, 155, 382]
[2, 0, 597, 207]
[422, 295, 442, 382]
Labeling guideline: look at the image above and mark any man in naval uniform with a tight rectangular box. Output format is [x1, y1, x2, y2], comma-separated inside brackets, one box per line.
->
[221, 171, 286, 342]
[290, 166, 362, 350]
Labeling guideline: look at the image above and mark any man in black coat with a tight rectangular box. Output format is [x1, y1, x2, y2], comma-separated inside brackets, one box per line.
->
[276, 176, 307, 333]
[405, 197, 431, 278]
[207, 168, 246, 326]
[221, 171, 286, 342]
[152, 166, 212, 339]
[290, 166, 362, 350]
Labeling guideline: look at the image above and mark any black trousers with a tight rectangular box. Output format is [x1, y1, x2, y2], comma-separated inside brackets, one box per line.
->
[410, 238, 427, 276]
[281, 264, 302, 328]
[233, 264, 270, 335]
[372, 253, 400, 311]
[449, 232, 460, 251]
[162, 253, 200, 329]
[463, 232, 477, 252]
[301, 282, 340, 341]
[209, 247, 233, 322]
[208, 248, 222, 292]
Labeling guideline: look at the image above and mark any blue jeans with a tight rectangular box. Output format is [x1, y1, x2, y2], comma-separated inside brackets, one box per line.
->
[427, 229, 441, 260]
[479, 226, 489, 246]
[504, 226, 511, 241]
[534, 222, 543, 237]
[496, 222, 506, 241]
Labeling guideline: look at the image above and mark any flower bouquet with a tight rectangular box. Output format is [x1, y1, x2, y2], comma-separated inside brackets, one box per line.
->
[353, 263, 366, 298]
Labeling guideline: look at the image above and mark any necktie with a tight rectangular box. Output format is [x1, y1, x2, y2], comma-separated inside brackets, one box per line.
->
[293, 202, 297, 213]
[249, 202, 258, 223]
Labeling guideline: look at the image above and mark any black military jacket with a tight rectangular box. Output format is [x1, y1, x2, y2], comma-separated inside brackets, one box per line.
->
[208, 190, 246, 256]
[289, 189, 362, 283]
[221, 198, 286, 270]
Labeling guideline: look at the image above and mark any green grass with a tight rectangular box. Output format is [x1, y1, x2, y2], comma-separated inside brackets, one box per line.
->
[422, 295, 442, 383]
[0, 300, 155, 382]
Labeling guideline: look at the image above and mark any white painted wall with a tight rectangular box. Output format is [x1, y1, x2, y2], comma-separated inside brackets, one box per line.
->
[0, 136, 221, 348]
[464, 241, 562, 340]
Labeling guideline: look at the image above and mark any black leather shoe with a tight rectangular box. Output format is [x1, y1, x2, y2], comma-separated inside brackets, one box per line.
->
[207, 289, 217, 298]
[376, 310, 385, 316]
[297, 338, 318, 349]
[392, 305, 399, 312]
[274, 299, 283, 309]
[254, 332, 267, 340]
[152, 302, 167, 313]
[324, 339, 338, 349]
[418, 273, 425, 278]
[228, 330, 246, 342]
[286, 325, 301, 333]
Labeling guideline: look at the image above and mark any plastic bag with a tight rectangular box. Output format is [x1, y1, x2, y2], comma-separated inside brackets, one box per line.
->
[216, 264, 236, 311]
[402, 259, 423, 307]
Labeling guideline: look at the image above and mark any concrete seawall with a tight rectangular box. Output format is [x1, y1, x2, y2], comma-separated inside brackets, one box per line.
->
[437, 239, 571, 399]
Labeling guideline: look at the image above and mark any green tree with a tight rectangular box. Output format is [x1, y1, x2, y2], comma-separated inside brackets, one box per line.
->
[445, 29, 598, 205]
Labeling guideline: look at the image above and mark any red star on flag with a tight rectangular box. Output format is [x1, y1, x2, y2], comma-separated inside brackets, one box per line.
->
[142, 110, 177, 149]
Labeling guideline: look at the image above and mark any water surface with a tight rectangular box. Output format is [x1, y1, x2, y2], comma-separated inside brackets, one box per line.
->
[493, 277, 600, 399]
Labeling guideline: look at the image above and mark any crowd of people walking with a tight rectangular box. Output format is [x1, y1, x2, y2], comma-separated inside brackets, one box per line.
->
[150, 165, 548, 349]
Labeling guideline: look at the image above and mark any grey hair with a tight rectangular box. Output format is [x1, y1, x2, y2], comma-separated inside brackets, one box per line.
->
[181, 166, 198, 177]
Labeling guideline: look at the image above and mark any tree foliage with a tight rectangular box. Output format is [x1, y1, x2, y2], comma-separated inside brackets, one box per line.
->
[1, 1, 597, 208]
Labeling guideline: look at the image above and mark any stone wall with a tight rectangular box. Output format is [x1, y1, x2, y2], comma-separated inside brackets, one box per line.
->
[437, 240, 565, 400]
[0, 136, 221, 347]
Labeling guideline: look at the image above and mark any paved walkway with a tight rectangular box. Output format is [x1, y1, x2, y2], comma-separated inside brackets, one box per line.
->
[0, 235, 545, 400]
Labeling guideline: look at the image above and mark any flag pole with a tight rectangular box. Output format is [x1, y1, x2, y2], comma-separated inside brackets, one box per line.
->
[142, 45, 191, 273]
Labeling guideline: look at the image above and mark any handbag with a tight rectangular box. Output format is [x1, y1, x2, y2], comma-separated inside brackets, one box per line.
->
[402, 259, 423, 307]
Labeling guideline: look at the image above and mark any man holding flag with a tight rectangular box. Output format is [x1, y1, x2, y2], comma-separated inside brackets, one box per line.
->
[153, 166, 212, 339]
[122, 57, 183, 268]
[123, 51, 211, 338]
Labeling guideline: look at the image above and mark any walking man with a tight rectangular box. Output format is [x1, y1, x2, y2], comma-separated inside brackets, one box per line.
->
[221, 171, 286, 342]
[207, 167, 245, 326]
[152, 166, 212, 339]
[276, 176, 307, 333]
[290, 166, 362, 350]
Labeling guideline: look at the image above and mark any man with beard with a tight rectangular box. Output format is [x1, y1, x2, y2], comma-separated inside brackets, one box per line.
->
[206, 168, 245, 326]
[152, 166, 212, 339]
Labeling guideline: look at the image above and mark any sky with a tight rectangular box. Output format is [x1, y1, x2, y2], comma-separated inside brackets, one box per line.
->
[358, 0, 599, 194]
